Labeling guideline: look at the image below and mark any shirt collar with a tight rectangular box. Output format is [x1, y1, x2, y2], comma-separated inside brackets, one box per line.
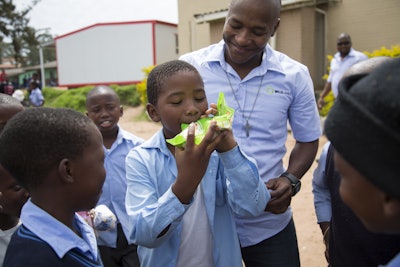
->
[109, 125, 124, 148]
[335, 48, 357, 59]
[140, 129, 171, 157]
[104, 125, 143, 151]
[21, 199, 99, 260]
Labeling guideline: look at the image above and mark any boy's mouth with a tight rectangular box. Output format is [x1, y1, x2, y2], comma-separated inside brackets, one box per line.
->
[100, 120, 112, 128]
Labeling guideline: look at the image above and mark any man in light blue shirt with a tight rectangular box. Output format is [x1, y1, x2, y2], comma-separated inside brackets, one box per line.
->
[180, 0, 321, 265]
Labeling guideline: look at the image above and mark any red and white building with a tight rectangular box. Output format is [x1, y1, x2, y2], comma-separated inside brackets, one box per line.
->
[55, 20, 178, 87]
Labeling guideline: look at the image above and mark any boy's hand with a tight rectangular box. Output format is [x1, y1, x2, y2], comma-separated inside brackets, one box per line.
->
[204, 103, 236, 153]
[214, 127, 236, 153]
[172, 122, 224, 204]
[201, 103, 218, 118]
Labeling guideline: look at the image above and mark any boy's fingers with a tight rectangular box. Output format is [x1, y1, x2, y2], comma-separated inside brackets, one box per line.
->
[202, 106, 217, 118]
[185, 122, 196, 149]
[203, 121, 225, 154]
[202, 121, 217, 142]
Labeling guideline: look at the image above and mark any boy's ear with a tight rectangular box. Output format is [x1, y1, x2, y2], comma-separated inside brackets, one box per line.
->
[383, 194, 400, 221]
[58, 159, 74, 184]
[120, 105, 123, 117]
[146, 103, 160, 122]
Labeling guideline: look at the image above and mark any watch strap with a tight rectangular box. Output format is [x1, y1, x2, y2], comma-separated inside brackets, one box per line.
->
[281, 171, 301, 196]
[281, 171, 299, 184]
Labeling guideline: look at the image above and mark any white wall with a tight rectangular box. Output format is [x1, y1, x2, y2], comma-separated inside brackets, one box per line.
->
[56, 22, 172, 87]
[155, 23, 179, 64]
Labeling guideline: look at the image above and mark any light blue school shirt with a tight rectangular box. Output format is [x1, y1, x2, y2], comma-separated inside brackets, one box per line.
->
[20, 199, 99, 261]
[96, 126, 143, 247]
[29, 87, 44, 107]
[180, 40, 322, 247]
[312, 142, 332, 223]
[383, 253, 400, 267]
[125, 129, 270, 267]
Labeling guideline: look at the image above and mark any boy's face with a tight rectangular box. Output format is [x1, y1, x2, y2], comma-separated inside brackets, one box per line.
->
[0, 104, 23, 133]
[334, 152, 388, 233]
[0, 164, 29, 218]
[148, 70, 208, 140]
[71, 125, 106, 211]
[86, 92, 123, 135]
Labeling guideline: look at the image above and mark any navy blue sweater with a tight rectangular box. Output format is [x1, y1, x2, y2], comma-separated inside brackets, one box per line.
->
[3, 225, 103, 267]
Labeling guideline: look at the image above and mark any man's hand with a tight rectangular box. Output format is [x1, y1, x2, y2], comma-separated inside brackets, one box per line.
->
[317, 97, 325, 109]
[264, 176, 292, 214]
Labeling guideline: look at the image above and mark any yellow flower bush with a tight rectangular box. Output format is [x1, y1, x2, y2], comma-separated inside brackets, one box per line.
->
[137, 65, 155, 106]
[364, 45, 400, 58]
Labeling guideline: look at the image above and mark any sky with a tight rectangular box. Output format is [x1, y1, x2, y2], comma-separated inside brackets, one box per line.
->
[13, 0, 178, 37]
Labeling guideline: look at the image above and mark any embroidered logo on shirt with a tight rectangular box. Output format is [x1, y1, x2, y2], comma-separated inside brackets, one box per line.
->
[265, 86, 290, 95]
[265, 86, 275, 94]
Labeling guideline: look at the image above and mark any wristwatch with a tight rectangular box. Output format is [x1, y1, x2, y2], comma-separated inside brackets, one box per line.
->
[281, 171, 301, 196]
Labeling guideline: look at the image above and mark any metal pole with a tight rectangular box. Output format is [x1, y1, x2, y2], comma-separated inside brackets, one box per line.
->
[39, 45, 45, 88]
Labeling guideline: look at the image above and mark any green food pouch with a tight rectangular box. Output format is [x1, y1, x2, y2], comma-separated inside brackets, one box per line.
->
[166, 92, 234, 147]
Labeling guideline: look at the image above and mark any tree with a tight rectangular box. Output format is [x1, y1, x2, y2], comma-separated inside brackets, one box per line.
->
[0, 0, 42, 67]
[26, 28, 56, 66]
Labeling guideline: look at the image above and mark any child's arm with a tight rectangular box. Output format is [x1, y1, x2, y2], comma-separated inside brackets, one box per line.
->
[218, 142, 270, 217]
[125, 125, 226, 248]
[125, 147, 185, 248]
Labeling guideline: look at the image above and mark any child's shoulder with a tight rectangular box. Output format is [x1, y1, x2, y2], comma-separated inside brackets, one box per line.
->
[119, 127, 144, 144]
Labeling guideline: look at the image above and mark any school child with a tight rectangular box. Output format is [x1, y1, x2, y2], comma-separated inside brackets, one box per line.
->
[124, 60, 270, 267]
[28, 80, 44, 107]
[0, 93, 29, 266]
[324, 58, 400, 266]
[86, 85, 143, 267]
[0, 107, 106, 266]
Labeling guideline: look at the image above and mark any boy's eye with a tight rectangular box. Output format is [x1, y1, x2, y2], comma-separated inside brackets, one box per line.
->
[170, 100, 182, 105]
[169, 96, 183, 105]
[13, 184, 23, 192]
[195, 96, 206, 102]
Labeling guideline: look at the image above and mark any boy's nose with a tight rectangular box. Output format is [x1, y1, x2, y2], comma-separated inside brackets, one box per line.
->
[100, 109, 109, 117]
[185, 104, 200, 116]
